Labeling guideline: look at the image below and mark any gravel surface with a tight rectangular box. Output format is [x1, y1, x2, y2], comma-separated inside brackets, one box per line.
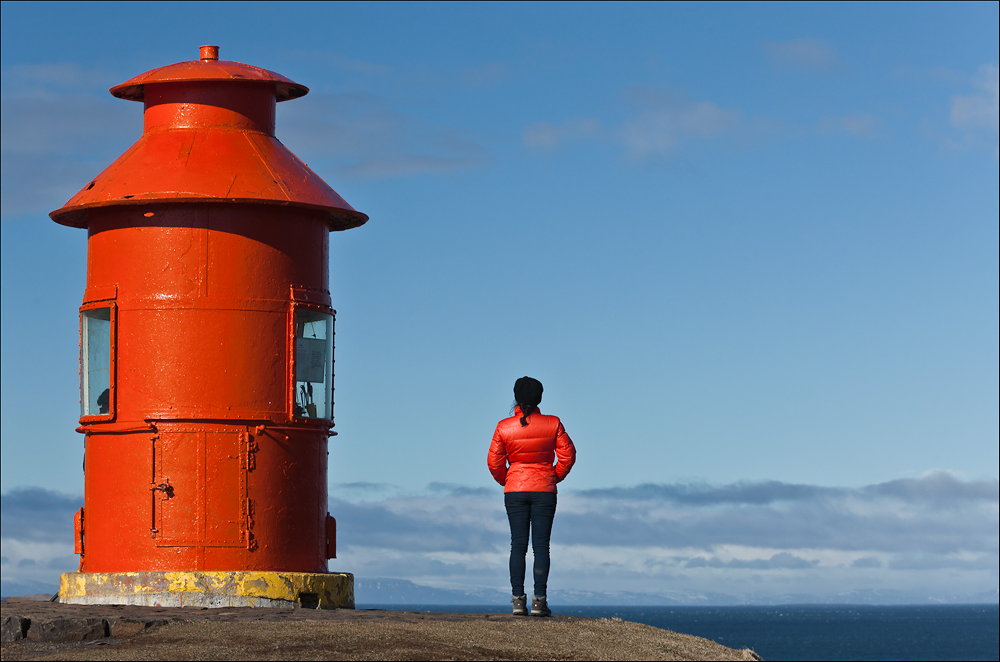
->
[2, 601, 761, 661]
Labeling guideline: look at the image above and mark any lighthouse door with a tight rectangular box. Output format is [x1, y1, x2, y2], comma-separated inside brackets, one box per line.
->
[153, 427, 247, 547]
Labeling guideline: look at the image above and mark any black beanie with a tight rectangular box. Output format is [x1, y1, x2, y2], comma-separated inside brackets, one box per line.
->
[513, 376, 543, 407]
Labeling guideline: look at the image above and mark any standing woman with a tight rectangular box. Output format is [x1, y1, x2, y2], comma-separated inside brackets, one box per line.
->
[488, 376, 576, 616]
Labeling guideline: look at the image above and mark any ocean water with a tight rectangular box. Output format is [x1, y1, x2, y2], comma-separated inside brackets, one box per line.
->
[358, 603, 999, 661]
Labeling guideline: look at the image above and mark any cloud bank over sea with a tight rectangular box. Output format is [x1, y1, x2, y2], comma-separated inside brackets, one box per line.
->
[3, 472, 996, 603]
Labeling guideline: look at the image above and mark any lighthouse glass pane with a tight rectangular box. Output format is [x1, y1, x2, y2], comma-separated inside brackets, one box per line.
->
[294, 310, 333, 420]
[81, 307, 112, 417]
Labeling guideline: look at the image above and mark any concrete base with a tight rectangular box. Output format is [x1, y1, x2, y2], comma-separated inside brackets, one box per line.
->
[59, 571, 354, 609]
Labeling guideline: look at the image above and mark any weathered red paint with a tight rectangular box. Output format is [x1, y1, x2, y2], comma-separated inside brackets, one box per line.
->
[51, 46, 366, 573]
[74, 508, 85, 556]
[325, 514, 337, 560]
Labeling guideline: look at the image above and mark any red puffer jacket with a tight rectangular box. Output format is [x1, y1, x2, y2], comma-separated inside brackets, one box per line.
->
[488, 407, 576, 493]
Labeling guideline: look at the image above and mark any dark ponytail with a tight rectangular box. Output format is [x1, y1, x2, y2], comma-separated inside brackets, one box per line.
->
[518, 402, 537, 427]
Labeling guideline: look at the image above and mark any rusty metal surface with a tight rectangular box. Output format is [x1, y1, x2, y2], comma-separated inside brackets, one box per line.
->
[49, 46, 366, 580]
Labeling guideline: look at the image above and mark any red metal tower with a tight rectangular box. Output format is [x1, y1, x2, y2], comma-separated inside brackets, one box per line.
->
[53, 45, 364, 608]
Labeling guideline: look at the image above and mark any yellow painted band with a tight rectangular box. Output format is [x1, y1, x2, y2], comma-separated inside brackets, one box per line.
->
[59, 571, 353, 609]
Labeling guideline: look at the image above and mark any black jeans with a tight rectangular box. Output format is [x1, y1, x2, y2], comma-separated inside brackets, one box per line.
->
[505, 491, 557, 597]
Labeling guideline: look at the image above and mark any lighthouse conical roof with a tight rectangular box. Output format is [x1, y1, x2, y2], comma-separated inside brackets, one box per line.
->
[51, 46, 367, 231]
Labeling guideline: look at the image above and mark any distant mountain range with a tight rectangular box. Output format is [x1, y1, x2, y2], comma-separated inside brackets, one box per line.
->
[355, 578, 999, 607]
[4, 576, 996, 606]
[0, 579, 58, 599]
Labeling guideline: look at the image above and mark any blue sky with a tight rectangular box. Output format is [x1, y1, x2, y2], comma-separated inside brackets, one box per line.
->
[1, 2, 997, 601]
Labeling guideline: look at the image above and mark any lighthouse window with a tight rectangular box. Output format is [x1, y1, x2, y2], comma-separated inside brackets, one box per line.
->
[294, 309, 334, 420]
[81, 307, 112, 417]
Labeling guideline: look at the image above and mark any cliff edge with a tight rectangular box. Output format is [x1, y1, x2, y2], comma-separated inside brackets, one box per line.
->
[2, 600, 761, 661]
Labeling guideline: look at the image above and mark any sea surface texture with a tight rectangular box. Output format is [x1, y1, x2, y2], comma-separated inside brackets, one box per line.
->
[359, 603, 999, 661]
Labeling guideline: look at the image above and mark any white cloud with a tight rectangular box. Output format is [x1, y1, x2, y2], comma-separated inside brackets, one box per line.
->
[284, 51, 391, 75]
[327, 56, 391, 75]
[0, 63, 139, 216]
[617, 92, 743, 160]
[0, 61, 490, 220]
[461, 63, 508, 87]
[1, 539, 77, 589]
[763, 38, 840, 73]
[817, 114, 882, 138]
[0, 64, 136, 156]
[279, 92, 490, 178]
[333, 474, 996, 598]
[950, 64, 999, 132]
[936, 63, 1000, 156]
[4, 473, 996, 602]
[522, 117, 603, 151]
[1, 63, 121, 94]
[522, 89, 743, 160]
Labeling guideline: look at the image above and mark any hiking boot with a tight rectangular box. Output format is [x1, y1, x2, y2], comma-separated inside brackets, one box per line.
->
[511, 594, 528, 616]
[531, 595, 551, 617]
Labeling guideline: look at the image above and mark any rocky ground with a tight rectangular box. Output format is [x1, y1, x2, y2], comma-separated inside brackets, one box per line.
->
[2, 599, 762, 661]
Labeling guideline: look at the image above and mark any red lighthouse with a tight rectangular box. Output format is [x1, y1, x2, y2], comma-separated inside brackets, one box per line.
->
[52, 46, 364, 608]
